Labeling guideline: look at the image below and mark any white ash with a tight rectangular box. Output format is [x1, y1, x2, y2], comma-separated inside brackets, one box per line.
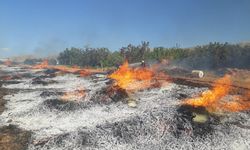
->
[0, 66, 250, 150]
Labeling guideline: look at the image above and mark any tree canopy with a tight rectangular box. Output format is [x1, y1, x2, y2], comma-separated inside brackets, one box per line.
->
[57, 42, 250, 69]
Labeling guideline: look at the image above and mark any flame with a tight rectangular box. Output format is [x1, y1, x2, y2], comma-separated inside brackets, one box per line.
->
[61, 88, 86, 101]
[53, 65, 80, 73]
[78, 70, 91, 77]
[109, 61, 153, 91]
[31, 60, 103, 77]
[183, 75, 250, 112]
[108, 61, 169, 92]
[53, 66, 100, 77]
[32, 60, 49, 69]
[4, 60, 12, 66]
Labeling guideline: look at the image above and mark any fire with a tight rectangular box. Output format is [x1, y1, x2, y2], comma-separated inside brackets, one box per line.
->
[109, 61, 153, 91]
[30, 60, 103, 77]
[53, 66, 101, 77]
[32, 60, 49, 69]
[53, 65, 80, 73]
[183, 75, 250, 112]
[108, 61, 169, 92]
[61, 88, 86, 101]
[78, 70, 91, 77]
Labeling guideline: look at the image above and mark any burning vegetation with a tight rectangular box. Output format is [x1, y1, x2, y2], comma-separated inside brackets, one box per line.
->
[1, 0, 250, 148]
[109, 61, 154, 91]
[183, 75, 250, 113]
[31, 60, 49, 69]
[0, 46, 250, 150]
[30, 59, 103, 77]
[109, 60, 170, 92]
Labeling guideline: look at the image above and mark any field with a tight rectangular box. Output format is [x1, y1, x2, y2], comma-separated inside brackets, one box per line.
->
[0, 63, 250, 150]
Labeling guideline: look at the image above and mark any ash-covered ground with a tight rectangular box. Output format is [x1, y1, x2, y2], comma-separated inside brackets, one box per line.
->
[0, 65, 250, 150]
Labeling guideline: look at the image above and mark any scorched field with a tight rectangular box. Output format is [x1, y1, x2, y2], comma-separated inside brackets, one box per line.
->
[0, 61, 250, 150]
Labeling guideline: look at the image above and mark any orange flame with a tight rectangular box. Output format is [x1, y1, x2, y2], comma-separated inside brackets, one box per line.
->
[61, 88, 86, 101]
[32, 60, 49, 69]
[31, 60, 103, 77]
[78, 70, 91, 77]
[53, 65, 80, 73]
[183, 75, 250, 112]
[53, 66, 101, 77]
[108, 61, 169, 92]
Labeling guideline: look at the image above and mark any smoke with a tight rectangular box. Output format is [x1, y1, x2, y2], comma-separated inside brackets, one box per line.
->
[33, 38, 67, 58]
[171, 55, 214, 70]
[169, 45, 250, 71]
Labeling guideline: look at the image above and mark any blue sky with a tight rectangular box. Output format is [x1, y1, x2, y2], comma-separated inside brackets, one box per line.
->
[0, 0, 250, 57]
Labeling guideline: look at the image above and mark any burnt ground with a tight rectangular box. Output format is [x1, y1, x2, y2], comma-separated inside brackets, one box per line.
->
[0, 66, 250, 150]
[0, 74, 32, 150]
[0, 86, 7, 115]
[0, 125, 31, 150]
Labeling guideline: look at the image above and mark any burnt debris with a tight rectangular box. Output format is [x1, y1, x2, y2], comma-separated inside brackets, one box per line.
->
[42, 99, 89, 111]
[40, 91, 63, 98]
[173, 104, 221, 137]
[32, 77, 58, 85]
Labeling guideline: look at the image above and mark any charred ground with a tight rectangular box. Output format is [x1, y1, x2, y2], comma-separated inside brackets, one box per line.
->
[0, 61, 249, 150]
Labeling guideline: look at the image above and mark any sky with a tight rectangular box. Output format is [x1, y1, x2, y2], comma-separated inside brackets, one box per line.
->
[0, 0, 250, 57]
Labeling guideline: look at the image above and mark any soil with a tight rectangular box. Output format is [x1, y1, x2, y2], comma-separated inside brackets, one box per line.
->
[0, 125, 31, 150]
[0, 82, 31, 150]
[0, 83, 7, 115]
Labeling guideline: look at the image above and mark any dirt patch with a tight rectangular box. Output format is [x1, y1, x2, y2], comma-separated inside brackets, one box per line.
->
[0, 82, 31, 150]
[42, 99, 90, 111]
[0, 125, 31, 150]
[0, 85, 8, 115]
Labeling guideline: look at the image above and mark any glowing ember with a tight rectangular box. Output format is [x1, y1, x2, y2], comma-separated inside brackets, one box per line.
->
[108, 61, 169, 92]
[32, 60, 49, 69]
[53, 66, 101, 77]
[31, 60, 103, 77]
[53, 65, 80, 73]
[183, 75, 250, 112]
[61, 88, 86, 101]
[78, 70, 91, 77]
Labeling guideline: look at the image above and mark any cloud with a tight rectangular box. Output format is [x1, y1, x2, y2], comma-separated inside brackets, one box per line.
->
[1, 48, 11, 51]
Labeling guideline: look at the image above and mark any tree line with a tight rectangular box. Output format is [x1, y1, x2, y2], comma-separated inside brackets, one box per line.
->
[56, 42, 250, 69]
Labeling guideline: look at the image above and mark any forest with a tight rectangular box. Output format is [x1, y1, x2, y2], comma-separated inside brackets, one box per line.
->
[57, 42, 250, 69]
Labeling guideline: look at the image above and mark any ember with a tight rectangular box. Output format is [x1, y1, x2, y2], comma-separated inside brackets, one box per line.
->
[53, 65, 80, 73]
[32, 60, 49, 69]
[61, 88, 86, 101]
[31, 61, 103, 78]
